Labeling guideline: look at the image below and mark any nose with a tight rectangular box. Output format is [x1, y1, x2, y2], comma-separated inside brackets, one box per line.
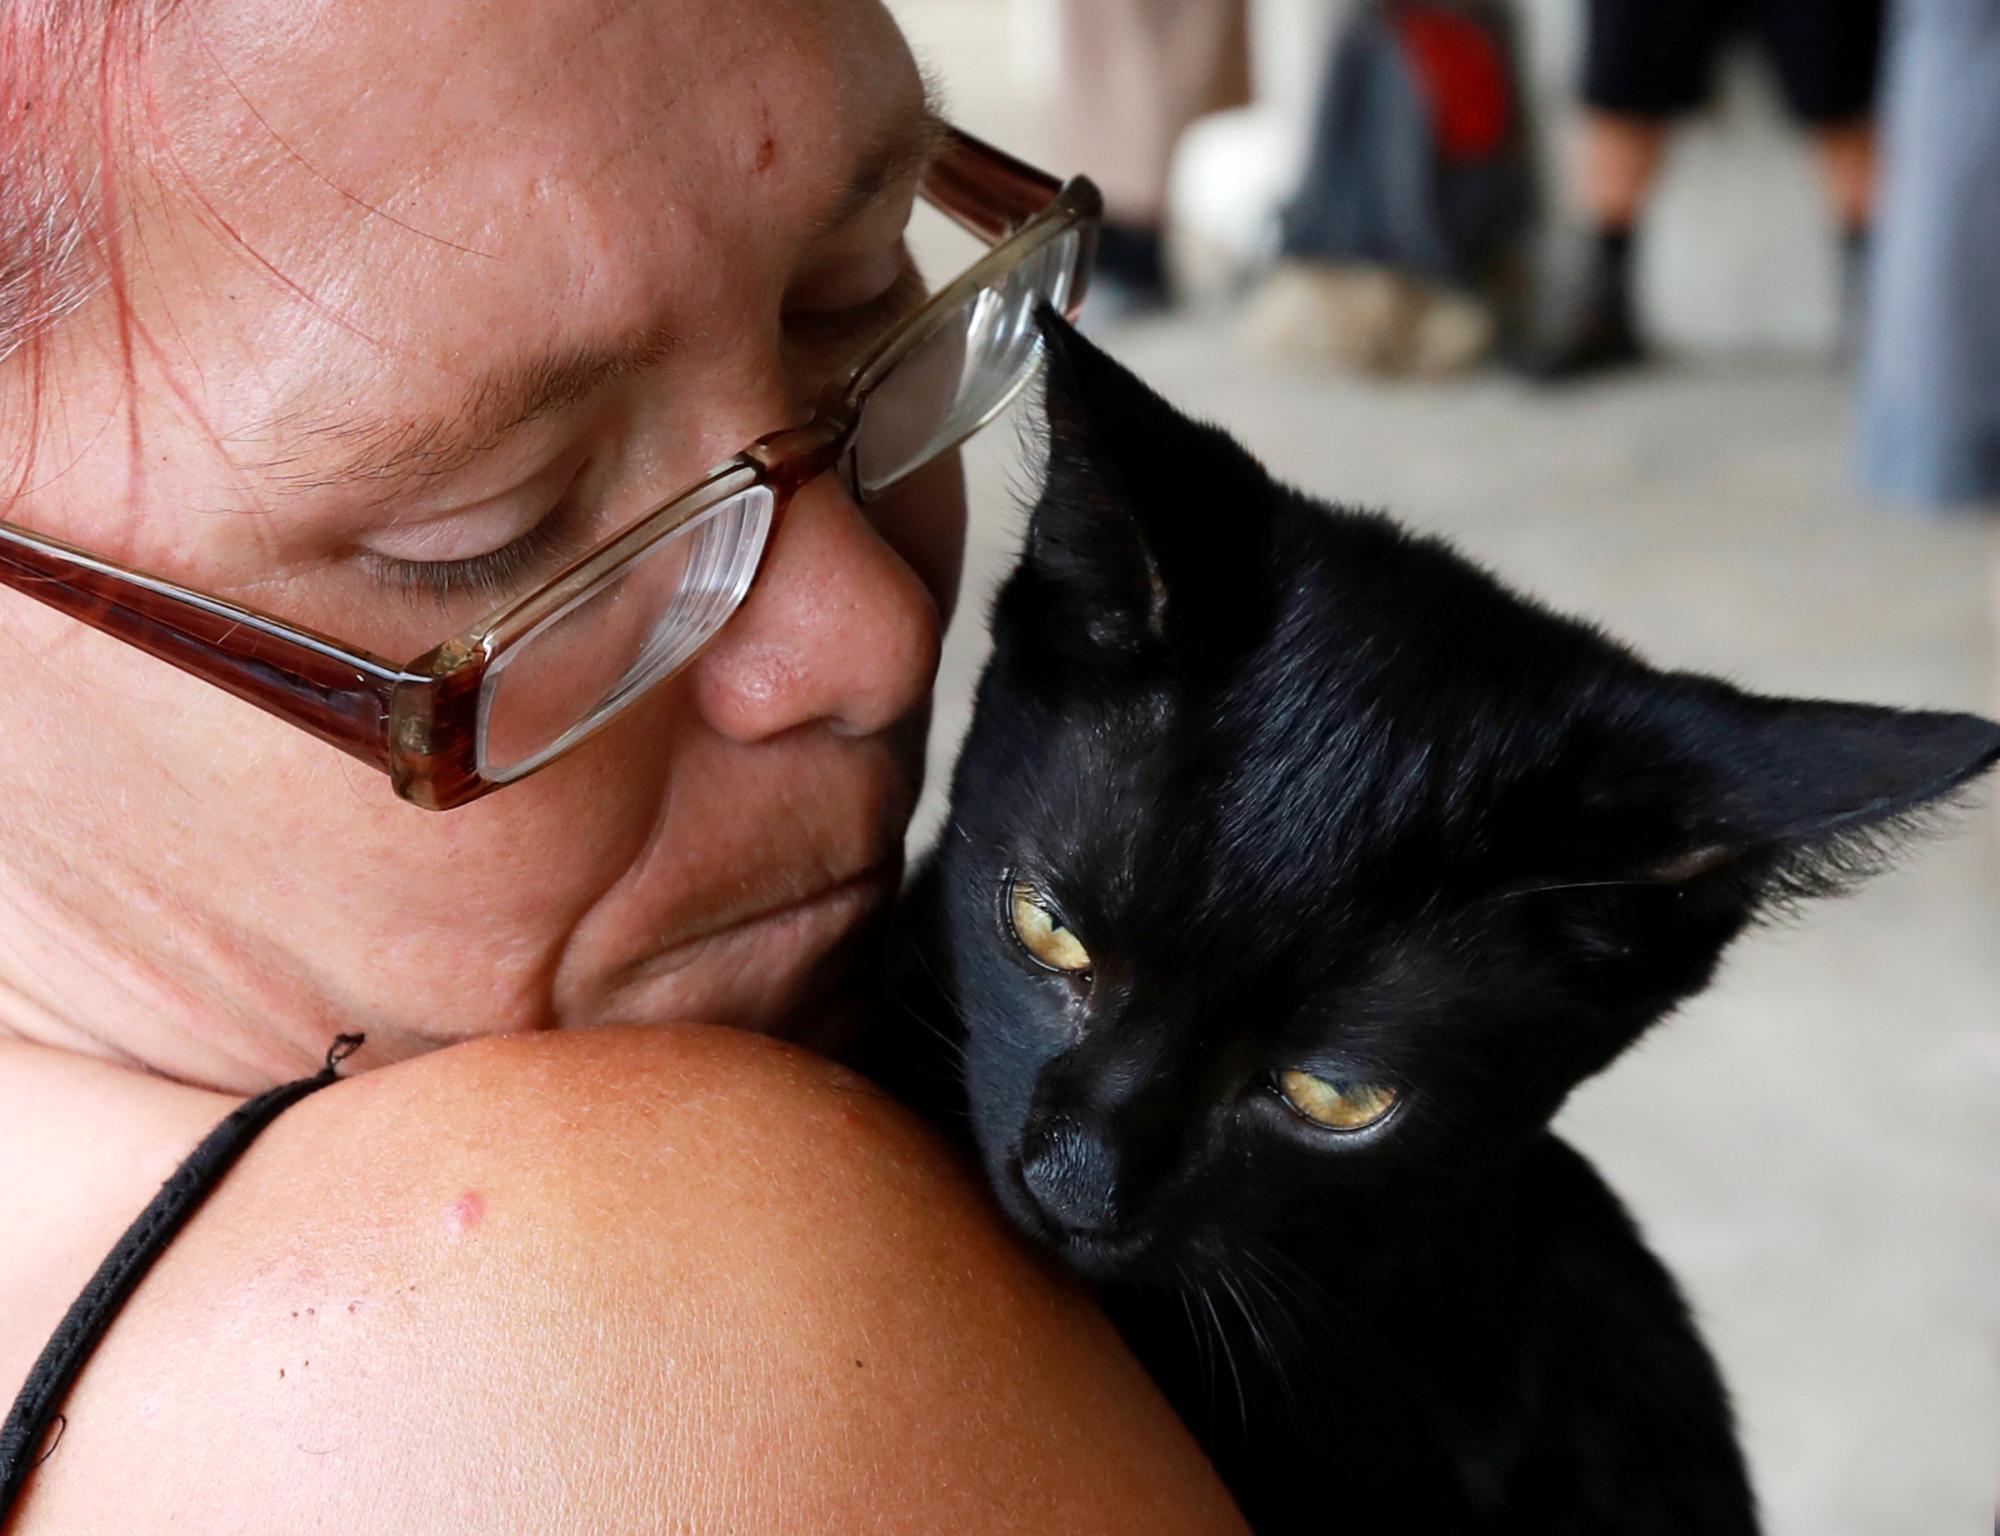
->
[689, 471, 943, 743]
[1018, 1114, 1124, 1237]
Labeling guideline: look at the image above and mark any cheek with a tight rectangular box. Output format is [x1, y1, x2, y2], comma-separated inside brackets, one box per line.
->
[369, 679, 732, 938]
[14, 633, 677, 984]
[962, 1028, 1037, 1169]
[960, 968, 1064, 1145]
[865, 452, 967, 630]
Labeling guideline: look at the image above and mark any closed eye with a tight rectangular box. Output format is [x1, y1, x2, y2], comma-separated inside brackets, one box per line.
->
[359, 464, 596, 605]
[785, 255, 927, 349]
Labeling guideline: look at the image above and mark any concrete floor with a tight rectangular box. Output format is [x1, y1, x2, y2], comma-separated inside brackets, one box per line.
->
[892, 8, 2000, 1532]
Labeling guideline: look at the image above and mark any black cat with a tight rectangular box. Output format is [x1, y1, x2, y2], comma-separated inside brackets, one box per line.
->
[875, 313, 2000, 1534]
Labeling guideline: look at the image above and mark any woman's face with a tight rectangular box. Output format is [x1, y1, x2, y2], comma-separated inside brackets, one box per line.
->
[0, 0, 964, 1084]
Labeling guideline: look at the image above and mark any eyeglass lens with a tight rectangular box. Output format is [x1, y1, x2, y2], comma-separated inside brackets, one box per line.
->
[478, 484, 775, 780]
[850, 227, 1085, 499]
[472, 222, 1086, 785]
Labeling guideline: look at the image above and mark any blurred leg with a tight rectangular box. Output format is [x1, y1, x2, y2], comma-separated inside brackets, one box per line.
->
[1578, 111, 1671, 231]
[1519, 111, 1667, 379]
[1761, 0, 1885, 229]
[1809, 116, 1877, 229]
[1054, 0, 1249, 304]
[1761, 0, 1883, 344]
[1574, 0, 1720, 224]
[1992, 540, 2000, 831]
[1990, 526, 2000, 847]
[1855, 0, 2000, 510]
[1811, 116, 1877, 342]
[1522, 0, 1720, 379]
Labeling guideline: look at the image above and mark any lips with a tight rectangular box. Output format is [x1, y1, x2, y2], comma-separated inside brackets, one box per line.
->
[636, 860, 898, 976]
[595, 858, 901, 1036]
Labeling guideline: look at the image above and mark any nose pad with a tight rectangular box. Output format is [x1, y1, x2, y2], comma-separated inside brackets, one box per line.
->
[1017, 1113, 1124, 1237]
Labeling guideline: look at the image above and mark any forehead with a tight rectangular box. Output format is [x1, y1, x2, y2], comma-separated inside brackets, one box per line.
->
[136, 0, 918, 434]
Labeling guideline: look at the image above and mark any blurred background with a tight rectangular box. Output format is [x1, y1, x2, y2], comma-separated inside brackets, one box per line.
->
[886, 2, 1999, 1532]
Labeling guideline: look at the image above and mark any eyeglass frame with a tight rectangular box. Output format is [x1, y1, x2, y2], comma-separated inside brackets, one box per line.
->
[0, 126, 1101, 811]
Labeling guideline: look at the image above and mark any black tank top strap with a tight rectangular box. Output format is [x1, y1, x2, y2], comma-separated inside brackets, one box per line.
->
[0, 1034, 364, 1519]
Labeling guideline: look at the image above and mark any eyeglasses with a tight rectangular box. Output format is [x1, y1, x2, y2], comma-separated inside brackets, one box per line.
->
[0, 127, 1100, 810]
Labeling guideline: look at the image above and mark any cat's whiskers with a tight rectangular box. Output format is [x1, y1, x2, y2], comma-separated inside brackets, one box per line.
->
[1198, 1279, 1250, 1440]
[899, 946, 974, 1059]
[1216, 1265, 1303, 1431]
[1175, 1261, 1239, 1433]
[883, 958, 976, 1114]
[1476, 875, 1663, 907]
[1235, 1252, 1317, 1359]
[1170, 1260, 1214, 1404]
[1170, 1262, 1207, 1393]
[1245, 1243, 1355, 1342]
[888, 991, 967, 1062]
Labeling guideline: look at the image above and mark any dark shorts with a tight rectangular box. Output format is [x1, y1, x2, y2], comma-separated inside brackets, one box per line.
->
[1583, 0, 1884, 124]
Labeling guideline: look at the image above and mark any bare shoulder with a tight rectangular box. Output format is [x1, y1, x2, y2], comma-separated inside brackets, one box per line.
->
[18, 1028, 1244, 1535]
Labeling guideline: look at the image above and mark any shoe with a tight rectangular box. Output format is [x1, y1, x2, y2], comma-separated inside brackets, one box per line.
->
[1240, 260, 1494, 378]
[1516, 232, 1645, 382]
[1081, 221, 1172, 325]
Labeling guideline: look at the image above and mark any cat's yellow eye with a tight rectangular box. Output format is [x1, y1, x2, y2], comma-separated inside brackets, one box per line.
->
[1008, 880, 1093, 974]
[1277, 1069, 1400, 1132]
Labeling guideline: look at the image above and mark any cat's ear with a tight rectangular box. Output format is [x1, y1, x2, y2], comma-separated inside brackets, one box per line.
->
[1016, 307, 1273, 664]
[1580, 677, 2000, 901]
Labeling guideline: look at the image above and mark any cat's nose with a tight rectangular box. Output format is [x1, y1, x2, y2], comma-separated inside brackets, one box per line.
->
[1018, 1114, 1123, 1236]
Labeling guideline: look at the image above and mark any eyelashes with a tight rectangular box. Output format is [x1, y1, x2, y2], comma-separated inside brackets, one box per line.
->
[785, 255, 928, 349]
[362, 476, 597, 605]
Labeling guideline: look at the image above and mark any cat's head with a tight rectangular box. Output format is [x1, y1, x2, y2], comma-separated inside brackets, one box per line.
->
[931, 311, 2000, 1285]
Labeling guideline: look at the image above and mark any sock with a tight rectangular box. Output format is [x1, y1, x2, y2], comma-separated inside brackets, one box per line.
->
[1595, 224, 1635, 281]
[1588, 225, 1638, 327]
[1094, 221, 1166, 295]
[1838, 222, 1871, 350]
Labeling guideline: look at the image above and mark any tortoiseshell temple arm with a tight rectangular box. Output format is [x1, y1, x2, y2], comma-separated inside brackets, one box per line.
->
[926, 126, 1066, 242]
[0, 527, 408, 772]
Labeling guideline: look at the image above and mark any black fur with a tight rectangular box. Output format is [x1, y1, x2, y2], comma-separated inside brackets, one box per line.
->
[874, 313, 2000, 1533]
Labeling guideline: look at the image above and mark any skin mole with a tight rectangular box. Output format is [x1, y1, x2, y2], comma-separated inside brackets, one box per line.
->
[443, 1189, 486, 1237]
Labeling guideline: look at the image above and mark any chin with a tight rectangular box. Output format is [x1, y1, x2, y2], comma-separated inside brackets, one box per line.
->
[1049, 1228, 1162, 1286]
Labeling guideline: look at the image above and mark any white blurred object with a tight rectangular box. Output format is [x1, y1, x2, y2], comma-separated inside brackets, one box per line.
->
[1167, 108, 1295, 298]
[1167, 0, 1350, 300]
[1635, 51, 1838, 355]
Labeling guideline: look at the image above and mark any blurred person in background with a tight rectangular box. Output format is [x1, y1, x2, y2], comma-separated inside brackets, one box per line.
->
[1054, 0, 1251, 313]
[1525, 0, 1883, 379]
[1241, 0, 1535, 378]
[1856, 0, 2000, 516]
[1853, 0, 2000, 733]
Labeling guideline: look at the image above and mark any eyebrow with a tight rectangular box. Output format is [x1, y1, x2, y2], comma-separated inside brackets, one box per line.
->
[816, 92, 950, 237]
[252, 90, 950, 508]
